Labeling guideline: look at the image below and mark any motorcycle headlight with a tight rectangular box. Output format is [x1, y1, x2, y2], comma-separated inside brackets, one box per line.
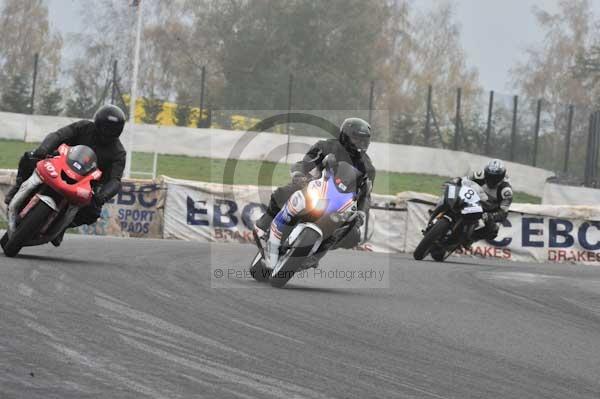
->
[307, 188, 326, 215]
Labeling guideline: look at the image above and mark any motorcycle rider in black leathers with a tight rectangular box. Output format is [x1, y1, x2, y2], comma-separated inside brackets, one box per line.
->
[254, 117, 376, 253]
[4, 104, 127, 246]
[440, 159, 513, 243]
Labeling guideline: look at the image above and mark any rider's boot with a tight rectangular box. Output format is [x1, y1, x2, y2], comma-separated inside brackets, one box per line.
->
[253, 212, 274, 247]
[51, 227, 68, 247]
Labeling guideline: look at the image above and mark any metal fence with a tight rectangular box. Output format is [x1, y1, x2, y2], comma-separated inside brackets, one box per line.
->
[3, 54, 600, 186]
[412, 86, 599, 186]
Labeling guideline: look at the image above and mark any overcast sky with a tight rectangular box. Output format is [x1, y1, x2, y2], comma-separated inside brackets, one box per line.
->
[46, 0, 599, 93]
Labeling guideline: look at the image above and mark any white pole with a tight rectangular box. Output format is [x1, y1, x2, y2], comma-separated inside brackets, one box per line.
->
[152, 151, 158, 179]
[125, 0, 144, 178]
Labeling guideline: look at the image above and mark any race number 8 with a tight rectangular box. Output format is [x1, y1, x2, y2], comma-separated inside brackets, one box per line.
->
[464, 189, 475, 200]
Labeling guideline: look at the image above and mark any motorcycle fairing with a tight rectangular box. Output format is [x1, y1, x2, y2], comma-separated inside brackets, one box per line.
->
[7, 171, 43, 235]
[36, 144, 102, 207]
[305, 173, 355, 216]
[271, 223, 324, 277]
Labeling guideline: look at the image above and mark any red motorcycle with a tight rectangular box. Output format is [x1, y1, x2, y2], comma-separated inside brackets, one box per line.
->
[1, 144, 102, 257]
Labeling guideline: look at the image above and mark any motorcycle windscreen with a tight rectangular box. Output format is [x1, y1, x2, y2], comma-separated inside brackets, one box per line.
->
[332, 161, 363, 194]
[66, 145, 98, 176]
[444, 184, 459, 208]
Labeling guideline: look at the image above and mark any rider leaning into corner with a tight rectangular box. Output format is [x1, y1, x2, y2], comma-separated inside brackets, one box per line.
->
[434, 159, 513, 244]
[253, 117, 376, 268]
[4, 104, 127, 247]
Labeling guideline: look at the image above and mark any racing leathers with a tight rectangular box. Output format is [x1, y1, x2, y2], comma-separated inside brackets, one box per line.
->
[455, 169, 513, 242]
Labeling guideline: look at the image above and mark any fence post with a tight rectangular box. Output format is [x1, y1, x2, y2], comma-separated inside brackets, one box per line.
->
[590, 112, 599, 186]
[533, 99, 542, 166]
[111, 60, 118, 105]
[152, 151, 158, 180]
[510, 95, 518, 162]
[585, 112, 595, 186]
[425, 85, 432, 146]
[485, 90, 494, 155]
[198, 65, 206, 127]
[563, 105, 574, 174]
[592, 111, 600, 187]
[285, 73, 293, 163]
[368, 80, 375, 124]
[30, 53, 39, 115]
[453, 87, 462, 151]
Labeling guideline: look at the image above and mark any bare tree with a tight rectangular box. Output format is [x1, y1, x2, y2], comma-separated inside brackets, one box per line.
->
[510, 0, 596, 106]
[0, 0, 62, 108]
[510, 0, 598, 172]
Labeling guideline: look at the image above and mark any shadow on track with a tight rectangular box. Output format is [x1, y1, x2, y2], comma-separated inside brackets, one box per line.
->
[284, 284, 372, 296]
[13, 253, 119, 268]
[241, 279, 372, 296]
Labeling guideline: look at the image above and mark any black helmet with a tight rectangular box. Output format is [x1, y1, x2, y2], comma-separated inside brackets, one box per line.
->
[484, 159, 506, 188]
[93, 104, 126, 143]
[339, 117, 371, 155]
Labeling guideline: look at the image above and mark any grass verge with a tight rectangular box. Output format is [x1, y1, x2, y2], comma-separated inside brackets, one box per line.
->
[0, 139, 540, 203]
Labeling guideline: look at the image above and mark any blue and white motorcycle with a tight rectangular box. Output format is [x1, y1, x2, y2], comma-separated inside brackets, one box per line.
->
[250, 156, 363, 288]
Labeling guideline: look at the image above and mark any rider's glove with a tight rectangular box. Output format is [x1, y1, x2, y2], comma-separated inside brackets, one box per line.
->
[322, 153, 336, 169]
[447, 177, 461, 186]
[482, 212, 491, 223]
[92, 193, 106, 209]
[291, 171, 308, 187]
[30, 147, 48, 160]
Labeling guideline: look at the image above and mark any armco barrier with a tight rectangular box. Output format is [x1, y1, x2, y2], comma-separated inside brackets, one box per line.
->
[542, 182, 600, 206]
[0, 111, 553, 196]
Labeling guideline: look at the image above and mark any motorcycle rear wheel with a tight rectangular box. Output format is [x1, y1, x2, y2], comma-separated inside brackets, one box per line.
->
[270, 228, 321, 288]
[3, 202, 52, 257]
[413, 218, 451, 261]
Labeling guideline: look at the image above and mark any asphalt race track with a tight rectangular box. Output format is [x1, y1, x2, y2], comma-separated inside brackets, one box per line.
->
[1, 235, 600, 399]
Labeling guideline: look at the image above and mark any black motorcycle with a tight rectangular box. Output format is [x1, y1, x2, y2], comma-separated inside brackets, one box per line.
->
[413, 180, 487, 262]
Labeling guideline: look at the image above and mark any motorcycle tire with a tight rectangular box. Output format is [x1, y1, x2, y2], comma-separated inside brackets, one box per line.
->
[249, 252, 270, 282]
[413, 218, 451, 261]
[430, 247, 446, 262]
[270, 228, 320, 288]
[3, 201, 52, 258]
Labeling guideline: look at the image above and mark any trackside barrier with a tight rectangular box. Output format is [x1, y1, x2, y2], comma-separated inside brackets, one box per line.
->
[2, 170, 600, 265]
[0, 111, 553, 196]
[542, 182, 600, 206]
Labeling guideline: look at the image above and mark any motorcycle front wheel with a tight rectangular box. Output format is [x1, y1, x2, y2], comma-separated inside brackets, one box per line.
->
[430, 247, 446, 262]
[249, 252, 270, 282]
[270, 228, 321, 288]
[413, 218, 451, 261]
[2, 201, 52, 257]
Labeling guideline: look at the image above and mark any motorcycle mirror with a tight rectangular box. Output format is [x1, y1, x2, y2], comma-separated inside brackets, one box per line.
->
[323, 154, 336, 169]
